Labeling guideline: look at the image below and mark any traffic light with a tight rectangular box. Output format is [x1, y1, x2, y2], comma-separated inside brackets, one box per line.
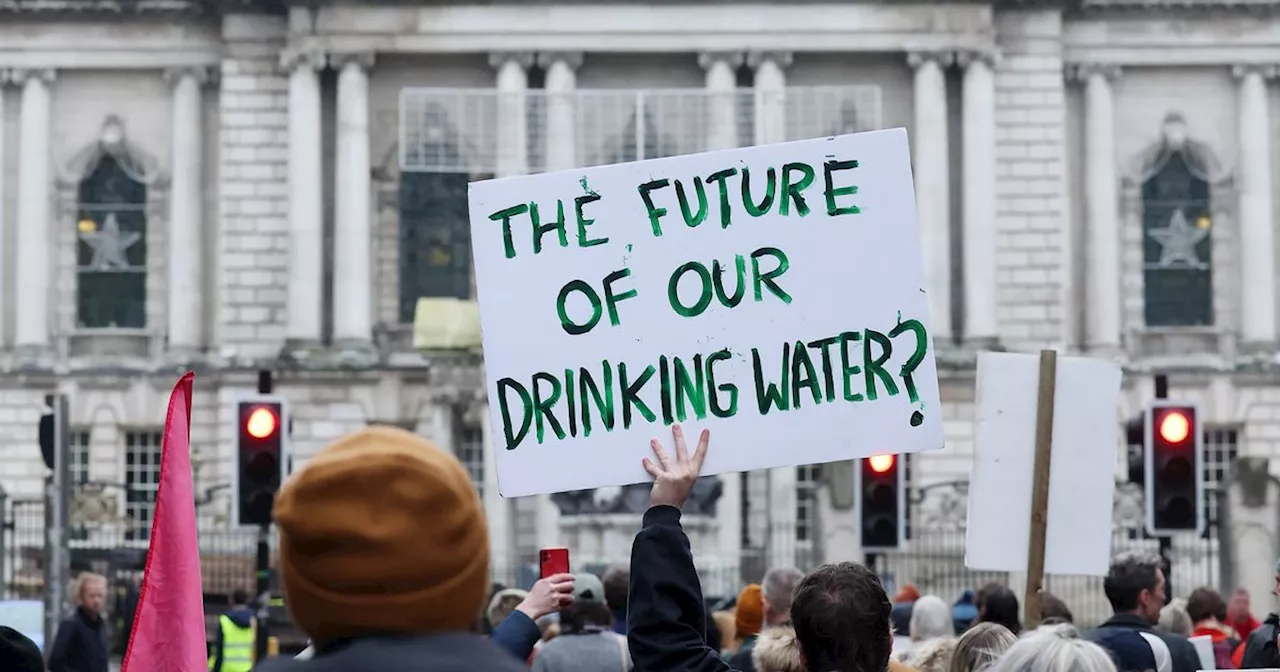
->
[235, 397, 288, 527]
[1145, 401, 1202, 535]
[858, 453, 904, 550]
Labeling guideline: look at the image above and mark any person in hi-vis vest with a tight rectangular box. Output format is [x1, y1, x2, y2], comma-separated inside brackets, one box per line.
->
[209, 589, 257, 672]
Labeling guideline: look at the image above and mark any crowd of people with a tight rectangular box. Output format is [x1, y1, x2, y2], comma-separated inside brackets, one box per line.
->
[5, 424, 1280, 672]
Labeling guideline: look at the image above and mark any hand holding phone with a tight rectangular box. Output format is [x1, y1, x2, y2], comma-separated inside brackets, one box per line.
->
[539, 547, 570, 579]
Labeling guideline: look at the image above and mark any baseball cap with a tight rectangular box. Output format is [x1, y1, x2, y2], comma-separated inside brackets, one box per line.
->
[573, 573, 606, 605]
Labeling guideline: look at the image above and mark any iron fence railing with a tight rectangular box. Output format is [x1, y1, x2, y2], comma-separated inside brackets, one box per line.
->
[2, 478, 1226, 637]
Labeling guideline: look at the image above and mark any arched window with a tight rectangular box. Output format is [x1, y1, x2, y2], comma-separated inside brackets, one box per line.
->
[76, 153, 147, 329]
[397, 103, 478, 323]
[1141, 148, 1213, 327]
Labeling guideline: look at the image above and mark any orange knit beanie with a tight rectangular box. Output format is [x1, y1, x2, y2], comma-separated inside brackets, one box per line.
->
[735, 584, 764, 639]
[273, 426, 489, 644]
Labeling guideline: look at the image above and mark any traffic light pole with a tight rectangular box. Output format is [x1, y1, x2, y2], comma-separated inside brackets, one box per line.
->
[1154, 374, 1173, 604]
[255, 370, 272, 661]
[42, 394, 70, 651]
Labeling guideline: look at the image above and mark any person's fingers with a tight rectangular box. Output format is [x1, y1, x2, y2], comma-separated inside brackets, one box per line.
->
[548, 573, 574, 583]
[642, 457, 660, 479]
[691, 429, 711, 471]
[651, 439, 672, 472]
[672, 424, 689, 463]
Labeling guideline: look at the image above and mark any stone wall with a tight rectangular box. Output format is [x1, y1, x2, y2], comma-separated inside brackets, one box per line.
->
[216, 14, 291, 361]
[993, 9, 1071, 352]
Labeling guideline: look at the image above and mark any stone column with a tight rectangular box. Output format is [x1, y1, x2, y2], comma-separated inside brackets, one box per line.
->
[767, 466, 798, 569]
[534, 50, 579, 544]
[476, 399, 513, 578]
[0, 74, 7, 345]
[908, 51, 953, 344]
[283, 49, 325, 348]
[750, 51, 791, 145]
[699, 51, 743, 151]
[164, 67, 209, 357]
[1076, 64, 1123, 352]
[333, 52, 376, 355]
[491, 53, 532, 178]
[959, 50, 999, 347]
[13, 68, 55, 357]
[541, 53, 581, 172]
[1234, 64, 1278, 348]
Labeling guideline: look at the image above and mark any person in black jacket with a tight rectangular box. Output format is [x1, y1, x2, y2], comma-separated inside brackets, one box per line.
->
[1239, 558, 1280, 668]
[1086, 551, 1200, 672]
[49, 572, 110, 672]
[626, 425, 893, 672]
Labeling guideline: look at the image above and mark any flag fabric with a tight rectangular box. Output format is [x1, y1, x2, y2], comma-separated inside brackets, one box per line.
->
[121, 371, 206, 672]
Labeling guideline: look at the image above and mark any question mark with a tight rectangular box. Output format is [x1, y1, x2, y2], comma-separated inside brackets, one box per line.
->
[888, 318, 928, 426]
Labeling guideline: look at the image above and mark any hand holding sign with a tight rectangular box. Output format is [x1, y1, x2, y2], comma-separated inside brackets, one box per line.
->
[643, 424, 711, 509]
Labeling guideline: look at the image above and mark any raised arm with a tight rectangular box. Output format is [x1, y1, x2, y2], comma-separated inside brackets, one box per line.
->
[626, 425, 736, 672]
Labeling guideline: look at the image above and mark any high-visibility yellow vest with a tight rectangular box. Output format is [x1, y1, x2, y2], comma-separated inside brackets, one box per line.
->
[208, 614, 256, 672]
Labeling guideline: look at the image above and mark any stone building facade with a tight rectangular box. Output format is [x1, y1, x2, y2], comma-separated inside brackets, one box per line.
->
[0, 0, 1276, 604]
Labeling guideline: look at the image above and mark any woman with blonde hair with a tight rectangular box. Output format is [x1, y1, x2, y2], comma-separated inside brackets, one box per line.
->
[988, 623, 1116, 672]
[950, 622, 1016, 672]
[752, 627, 804, 672]
[748, 626, 924, 672]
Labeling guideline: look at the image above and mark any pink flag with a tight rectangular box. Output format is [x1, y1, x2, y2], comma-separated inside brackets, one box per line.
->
[121, 372, 207, 672]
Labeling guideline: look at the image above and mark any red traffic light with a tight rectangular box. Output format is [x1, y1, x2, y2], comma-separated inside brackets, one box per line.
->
[245, 407, 279, 439]
[868, 454, 896, 474]
[1158, 411, 1191, 444]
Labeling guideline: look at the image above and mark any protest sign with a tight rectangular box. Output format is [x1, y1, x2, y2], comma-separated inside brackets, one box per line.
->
[965, 352, 1121, 577]
[468, 128, 944, 497]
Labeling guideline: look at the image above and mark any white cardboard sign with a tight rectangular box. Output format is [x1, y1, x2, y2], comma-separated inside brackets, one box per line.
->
[965, 352, 1122, 576]
[468, 129, 944, 497]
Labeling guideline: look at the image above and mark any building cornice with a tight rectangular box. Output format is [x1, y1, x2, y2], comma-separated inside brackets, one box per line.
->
[0, 0, 209, 15]
[0, 0, 288, 15]
[308, 3, 996, 54]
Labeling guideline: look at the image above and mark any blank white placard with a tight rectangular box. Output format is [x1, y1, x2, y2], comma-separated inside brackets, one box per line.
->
[964, 352, 1121, 576]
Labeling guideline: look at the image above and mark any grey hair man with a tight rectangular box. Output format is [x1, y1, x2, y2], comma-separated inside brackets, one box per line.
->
[1084, 551, 1200, 672]
[727, 566, 805, 672]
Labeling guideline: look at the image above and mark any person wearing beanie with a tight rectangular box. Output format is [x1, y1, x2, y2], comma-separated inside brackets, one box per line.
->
[1238, 558, 1280, 668]
[729, 566, 804, 672]
[0, 626, 44, 672]
[254, 426, 571, 672]
[727, 584, 764, 658]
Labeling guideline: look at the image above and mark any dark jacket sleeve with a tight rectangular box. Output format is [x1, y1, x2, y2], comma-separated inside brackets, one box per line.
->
[726, 643, 757, 672]
[47, 617, 74, 672]
[1241, 619, 1280, 668]
[627, 505, 736, 672]
[491, 610, 542, 662]
[211, 617, 225, 672]
[1162, 634, 1202, 672]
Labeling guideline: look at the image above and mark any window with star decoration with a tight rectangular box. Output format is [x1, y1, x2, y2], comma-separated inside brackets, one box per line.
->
[1141, 150, 1213, 327]
[76, 154, 147, 329]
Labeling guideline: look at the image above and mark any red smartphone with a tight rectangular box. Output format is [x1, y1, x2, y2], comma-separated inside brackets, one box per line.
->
[539, 547, 570, 579]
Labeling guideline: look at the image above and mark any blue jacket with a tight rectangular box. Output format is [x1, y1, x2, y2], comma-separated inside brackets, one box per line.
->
[258, 633, 528, 672]
[490, 611, 543, 662]
[291, 610, 543, 665]
[1086, 613, 1200, 672]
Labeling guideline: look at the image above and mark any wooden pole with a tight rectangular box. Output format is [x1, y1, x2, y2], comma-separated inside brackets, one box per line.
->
[1023, 349, 1058, 629]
